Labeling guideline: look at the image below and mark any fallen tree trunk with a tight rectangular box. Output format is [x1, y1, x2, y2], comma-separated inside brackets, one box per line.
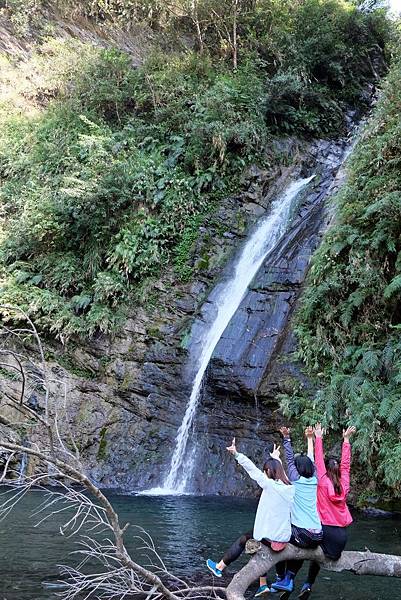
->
[226, 543, 401, 600]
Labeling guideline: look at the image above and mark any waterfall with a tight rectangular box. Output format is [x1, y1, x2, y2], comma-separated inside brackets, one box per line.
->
[18, 451, 28, 484]
[142, 175, 315, 495]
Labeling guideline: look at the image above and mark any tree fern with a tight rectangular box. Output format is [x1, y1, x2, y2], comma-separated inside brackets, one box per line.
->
[384, 274, 401, 300]
[290, 48, 401, 497]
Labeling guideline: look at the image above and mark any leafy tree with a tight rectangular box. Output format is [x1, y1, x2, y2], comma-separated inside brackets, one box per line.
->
[0, 1, 394, 337]
[282, 48, 401, 499]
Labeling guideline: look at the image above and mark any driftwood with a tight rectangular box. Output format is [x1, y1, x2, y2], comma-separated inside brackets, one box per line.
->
[226, 542, 401, 600]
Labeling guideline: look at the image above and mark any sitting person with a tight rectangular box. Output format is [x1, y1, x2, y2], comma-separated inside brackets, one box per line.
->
[206, 437, 295, 578]
[257, 426, 322, 598]
[277, 423, 356, 600]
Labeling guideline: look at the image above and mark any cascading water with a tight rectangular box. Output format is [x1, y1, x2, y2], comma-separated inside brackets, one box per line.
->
[18, 451, 28, 484]
[142, 175, 315, 495]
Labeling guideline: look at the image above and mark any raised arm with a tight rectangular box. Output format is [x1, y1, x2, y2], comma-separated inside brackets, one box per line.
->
[305, 426, 315, 462]
[280, 427, 299, 481]
[226, 437, 271, 490]
[340, 426, 356, 495]
[313, 423, 326, 479]
[235, 453, 270, 489]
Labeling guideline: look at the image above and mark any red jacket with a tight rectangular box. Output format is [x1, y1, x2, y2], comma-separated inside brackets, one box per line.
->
[315, 437, 353, 527]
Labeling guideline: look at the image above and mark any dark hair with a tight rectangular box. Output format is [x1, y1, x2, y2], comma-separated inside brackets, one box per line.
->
[294, 454, 315, 479]
[325, 456, 342, 495]
[263, 458, 291, 485]
[265, 441, 275, 456]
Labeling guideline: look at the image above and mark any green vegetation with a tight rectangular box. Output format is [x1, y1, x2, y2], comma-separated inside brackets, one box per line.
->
[97, 426, 108, 461]
[0, 1, 392, 337]
[282, 48, 401, 497]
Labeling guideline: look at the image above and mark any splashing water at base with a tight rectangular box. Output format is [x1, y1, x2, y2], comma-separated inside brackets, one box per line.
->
[142, 175, 315, 496]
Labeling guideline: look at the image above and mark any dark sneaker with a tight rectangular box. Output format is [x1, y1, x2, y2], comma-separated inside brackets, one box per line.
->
[298, 583, 312, 600]
[271, 576, 294, 593]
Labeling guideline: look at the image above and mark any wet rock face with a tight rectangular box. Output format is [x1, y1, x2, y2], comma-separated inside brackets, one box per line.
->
[0, 134, 355, 496]
[183, 137, 352, 494]
[208, 138, 349, 400]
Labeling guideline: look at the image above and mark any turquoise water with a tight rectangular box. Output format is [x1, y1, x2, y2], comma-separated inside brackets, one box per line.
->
[0, 492, 401, 599]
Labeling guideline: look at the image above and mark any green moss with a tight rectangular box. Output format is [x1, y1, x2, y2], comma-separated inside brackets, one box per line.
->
[173, 213, 208, 282]
[236, 212, 247, 235]
[180, 329, 191, 349]
[97, 426, 108, 461]
[0, 365, 20, 381]
[98, 355, 112, 374]
[118, 373, 133, 391]
[195, 254, 210, 270]
[57, 354, 96, 380]
[146, 326, 163, 340]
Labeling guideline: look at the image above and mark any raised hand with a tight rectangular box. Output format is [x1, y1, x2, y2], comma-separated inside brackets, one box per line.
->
[305, 426, 314, 439]
[343, 426, 356, 441]
[314, 422, 324, 438]
[270, 443, 281, 460]
[226, 437, 237, 455]
[279, 426, 290, 439]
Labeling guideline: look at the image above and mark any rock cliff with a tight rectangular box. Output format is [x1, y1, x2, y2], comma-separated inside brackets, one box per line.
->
[0, 127, 359, 495]
[19, 127, 355, 497]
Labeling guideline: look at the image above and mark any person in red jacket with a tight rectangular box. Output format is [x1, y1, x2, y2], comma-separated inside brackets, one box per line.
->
[296, 423, 356, 600]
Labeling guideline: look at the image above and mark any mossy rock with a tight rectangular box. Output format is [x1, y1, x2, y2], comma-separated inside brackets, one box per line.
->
[97, 426, 108, 461]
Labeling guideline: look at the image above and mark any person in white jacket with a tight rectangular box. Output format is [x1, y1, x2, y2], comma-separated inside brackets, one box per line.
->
[206, 438, 295, 578]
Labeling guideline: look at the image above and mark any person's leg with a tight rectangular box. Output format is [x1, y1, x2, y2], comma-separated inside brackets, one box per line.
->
[272, 526, 314, 592]
[275, 561, 287, 578]
[297, 562, 320, 600]
[299, 526, 348, 598]
[255, 576, 270, 597]
[286, 559, 304, 576]
[307, 561, 320, 585]
[219, 531, 253, 569]
[320, 525, 348, 562]
[206, 531, 253, 577]
[256, 548, 284, 596]
[290, 529, 321, 593]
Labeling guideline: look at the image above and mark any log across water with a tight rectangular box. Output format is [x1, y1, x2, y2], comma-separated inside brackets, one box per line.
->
[226, 542, 401, 600]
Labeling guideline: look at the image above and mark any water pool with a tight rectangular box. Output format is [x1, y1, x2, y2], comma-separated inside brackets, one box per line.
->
[0, 492, 400, 599]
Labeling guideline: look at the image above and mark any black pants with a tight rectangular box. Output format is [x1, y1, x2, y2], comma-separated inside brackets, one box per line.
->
[222, 531, 271, 566]
[288, 525, 349, 584]
[275, 525, 323, 578]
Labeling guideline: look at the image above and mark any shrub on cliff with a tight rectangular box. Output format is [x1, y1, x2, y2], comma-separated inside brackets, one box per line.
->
[282, 50, 401, 498]
[0, 2, 394, 337]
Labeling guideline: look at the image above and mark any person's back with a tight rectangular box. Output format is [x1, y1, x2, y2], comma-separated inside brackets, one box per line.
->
[292, 475, 320, 530]
[315, 436, 352, 527]
[280, 430, 321, 531]
[236, 453, 294, 542]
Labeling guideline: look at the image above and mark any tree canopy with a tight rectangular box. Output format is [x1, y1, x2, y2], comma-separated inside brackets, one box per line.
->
[0, 0, 393, 337]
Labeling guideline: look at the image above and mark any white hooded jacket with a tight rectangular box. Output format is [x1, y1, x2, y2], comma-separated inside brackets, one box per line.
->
[236, 453, 295, 542]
